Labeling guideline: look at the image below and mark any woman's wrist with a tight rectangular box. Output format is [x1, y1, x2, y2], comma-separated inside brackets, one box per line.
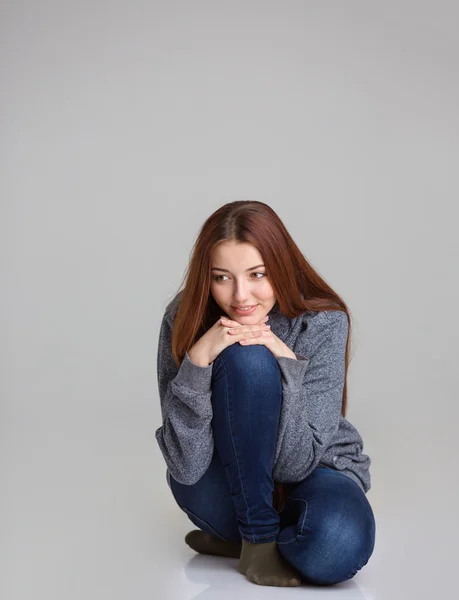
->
[188, 345, 211, 367]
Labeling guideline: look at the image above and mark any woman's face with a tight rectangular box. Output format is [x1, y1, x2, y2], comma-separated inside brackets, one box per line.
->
[210, 241, 276, 323]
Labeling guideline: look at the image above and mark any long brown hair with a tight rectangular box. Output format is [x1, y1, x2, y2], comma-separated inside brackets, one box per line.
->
[166, 200, 353, 513]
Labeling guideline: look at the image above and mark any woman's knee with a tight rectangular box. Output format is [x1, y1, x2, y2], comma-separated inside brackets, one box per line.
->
[301, 505, 375, 584]
[279, 483, 376, 585]
[215, 343, 281, 382]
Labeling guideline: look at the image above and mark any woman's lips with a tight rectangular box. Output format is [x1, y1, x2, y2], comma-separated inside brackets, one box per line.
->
[232, 305, 257, 315]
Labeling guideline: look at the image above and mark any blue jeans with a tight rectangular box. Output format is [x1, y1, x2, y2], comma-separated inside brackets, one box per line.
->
[169, 343, 376, 585]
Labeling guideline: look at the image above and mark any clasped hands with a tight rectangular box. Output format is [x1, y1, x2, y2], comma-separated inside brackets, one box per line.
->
[220, 316, 297, 360]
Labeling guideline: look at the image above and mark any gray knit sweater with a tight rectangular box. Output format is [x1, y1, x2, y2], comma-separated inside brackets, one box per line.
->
[155, 293, 371, 494]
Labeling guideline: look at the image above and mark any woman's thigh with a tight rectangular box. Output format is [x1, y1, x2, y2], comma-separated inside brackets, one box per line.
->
[168, 446, 242, 543]
[277, 466, 376, 585]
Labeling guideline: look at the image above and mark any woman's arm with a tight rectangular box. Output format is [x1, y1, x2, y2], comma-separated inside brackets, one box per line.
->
[155, 312, 215, 485]
[272, 310, 349, 482]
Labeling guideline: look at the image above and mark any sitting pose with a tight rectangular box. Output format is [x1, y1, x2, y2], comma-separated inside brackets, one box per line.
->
[155, 200, 376, 587]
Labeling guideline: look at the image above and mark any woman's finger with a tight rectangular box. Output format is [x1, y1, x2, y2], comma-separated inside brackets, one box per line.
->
[240, 334, 266, 344]
[220, 317, 239, 326]
[221, 316, 269, 326]
[229, 326, 270, 335]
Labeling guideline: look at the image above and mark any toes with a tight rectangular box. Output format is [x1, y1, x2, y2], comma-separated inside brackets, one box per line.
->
[185, 530, 200, 543]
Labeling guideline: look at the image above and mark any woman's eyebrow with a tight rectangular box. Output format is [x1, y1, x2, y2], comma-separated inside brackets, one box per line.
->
[211, 264, 265, 273]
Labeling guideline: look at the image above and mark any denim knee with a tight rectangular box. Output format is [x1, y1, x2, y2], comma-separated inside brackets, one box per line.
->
[215, 343, 281, 382]
[277, 481, 376, 586]
[295, 505, 375, 585]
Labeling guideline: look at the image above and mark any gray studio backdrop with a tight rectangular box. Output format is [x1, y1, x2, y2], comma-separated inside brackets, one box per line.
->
[1, 1, 458, 599]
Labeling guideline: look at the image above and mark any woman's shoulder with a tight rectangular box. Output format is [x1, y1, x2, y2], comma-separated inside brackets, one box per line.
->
[163, 290, 183, 324]
[299, 308, 349, 335]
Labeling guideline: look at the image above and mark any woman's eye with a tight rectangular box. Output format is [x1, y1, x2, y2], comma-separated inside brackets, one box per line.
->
[212, 272, 266, 282]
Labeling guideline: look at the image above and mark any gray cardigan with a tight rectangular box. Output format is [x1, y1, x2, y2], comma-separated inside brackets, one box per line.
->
[155, 293, 371, 494]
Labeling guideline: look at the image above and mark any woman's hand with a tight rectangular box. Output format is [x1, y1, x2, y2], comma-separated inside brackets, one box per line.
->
[187, 314, 271, 366]
[221, 316, 297, 360]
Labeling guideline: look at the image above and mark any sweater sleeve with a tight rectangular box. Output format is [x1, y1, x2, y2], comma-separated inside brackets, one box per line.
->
[154, 311, 215, 485]
[272, 310, 349, 483]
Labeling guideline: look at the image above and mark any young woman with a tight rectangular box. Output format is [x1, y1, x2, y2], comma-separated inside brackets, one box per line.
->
[155, 200, 375, 587]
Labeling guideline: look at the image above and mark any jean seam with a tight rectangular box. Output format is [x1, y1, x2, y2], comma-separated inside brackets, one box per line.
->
[299, 498, 309, 535]
[250, 529, 280, 540]
[243, 530, 280, 543]
[286, 496, 309, 537]
[277, 536, 297, 545]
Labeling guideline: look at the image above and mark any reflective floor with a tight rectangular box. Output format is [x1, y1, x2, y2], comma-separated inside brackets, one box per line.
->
[2, 416, 457, 599]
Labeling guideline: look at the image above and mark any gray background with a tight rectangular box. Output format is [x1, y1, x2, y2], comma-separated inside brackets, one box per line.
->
[2, 1, 458, 598]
